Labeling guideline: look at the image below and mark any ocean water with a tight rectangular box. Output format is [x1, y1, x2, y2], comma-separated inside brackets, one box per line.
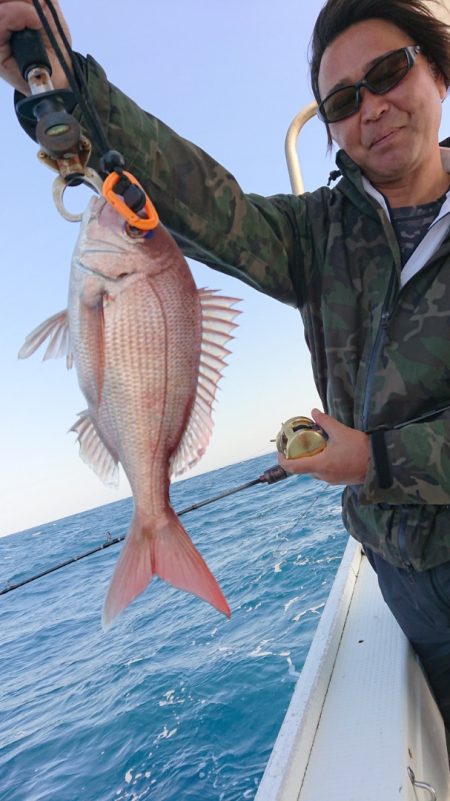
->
[0, 453, 348, 801]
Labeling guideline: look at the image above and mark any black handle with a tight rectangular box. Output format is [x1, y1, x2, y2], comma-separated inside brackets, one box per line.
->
[10, 28, 52, 81]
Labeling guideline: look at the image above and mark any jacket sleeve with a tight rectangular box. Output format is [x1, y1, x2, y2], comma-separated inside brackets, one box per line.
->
[360, 413, 450, 505]
[68, 54, 315, 307]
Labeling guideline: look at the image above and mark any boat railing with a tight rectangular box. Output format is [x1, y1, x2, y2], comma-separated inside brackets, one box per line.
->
[284, 100, 318, 194]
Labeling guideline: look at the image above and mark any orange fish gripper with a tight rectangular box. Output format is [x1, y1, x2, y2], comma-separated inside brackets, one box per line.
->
[102, 170, 159, 232]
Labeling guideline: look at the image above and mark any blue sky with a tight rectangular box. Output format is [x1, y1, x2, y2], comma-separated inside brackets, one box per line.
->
[1, 0, 449, 536]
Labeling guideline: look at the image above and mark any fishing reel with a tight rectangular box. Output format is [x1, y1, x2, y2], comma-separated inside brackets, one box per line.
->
[275, 416, 327, 460]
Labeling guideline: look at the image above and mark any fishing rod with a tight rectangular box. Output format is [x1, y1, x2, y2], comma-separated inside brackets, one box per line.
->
[0, 464, 289, 596]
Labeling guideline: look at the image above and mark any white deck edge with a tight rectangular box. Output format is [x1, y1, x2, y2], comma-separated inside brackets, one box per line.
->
[255, 537, 362, 801]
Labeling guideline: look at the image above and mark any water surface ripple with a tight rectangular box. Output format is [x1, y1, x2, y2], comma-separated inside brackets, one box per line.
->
[0, 454, 347, 800]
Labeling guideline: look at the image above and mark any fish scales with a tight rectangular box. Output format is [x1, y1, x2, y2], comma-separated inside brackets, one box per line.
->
[72, 242, 201, 503]
[19, 196, 239, 628]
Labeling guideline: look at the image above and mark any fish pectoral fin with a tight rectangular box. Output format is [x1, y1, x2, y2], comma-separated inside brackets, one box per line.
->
[70, 411, 119, 486]
[102, 509, 230, 630]
[170, 289, 241, 477]
[18, 310, 73, 368]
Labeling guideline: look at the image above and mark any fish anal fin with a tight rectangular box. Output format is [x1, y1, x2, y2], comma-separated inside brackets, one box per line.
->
[102, 509, 230, 629]
[18, 310, 73, 367]
[70, 411, 119, 486]
[170, 289, 240, 477]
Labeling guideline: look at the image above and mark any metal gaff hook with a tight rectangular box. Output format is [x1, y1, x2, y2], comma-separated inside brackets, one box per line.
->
[52, 169, 104, 222]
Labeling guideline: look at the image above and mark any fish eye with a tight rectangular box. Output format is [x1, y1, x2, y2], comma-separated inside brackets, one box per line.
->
[125, 222, 146, 239]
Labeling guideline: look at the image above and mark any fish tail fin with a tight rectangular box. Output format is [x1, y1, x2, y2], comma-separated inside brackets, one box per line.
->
[102, 510, 230, 630]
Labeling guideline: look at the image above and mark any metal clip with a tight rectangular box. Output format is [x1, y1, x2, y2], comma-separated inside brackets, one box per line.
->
[37, 134, 93, 179]
[52, 169, 104, 222]
[407, 767, 437, 800]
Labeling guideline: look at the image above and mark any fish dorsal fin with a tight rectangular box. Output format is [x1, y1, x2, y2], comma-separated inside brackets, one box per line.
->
[18, 310, 73, 368]
[70, 411, 119, 486]
[170, 290, 240, 477]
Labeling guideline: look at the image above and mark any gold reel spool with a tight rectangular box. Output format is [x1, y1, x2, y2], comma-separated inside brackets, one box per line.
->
[275, 416, 327, 459]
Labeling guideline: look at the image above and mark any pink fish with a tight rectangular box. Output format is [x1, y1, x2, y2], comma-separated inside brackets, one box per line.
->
[19, 197, 239, 628]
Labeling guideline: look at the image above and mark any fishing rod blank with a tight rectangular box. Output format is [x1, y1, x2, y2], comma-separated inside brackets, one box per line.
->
[1, 464, 288, 596]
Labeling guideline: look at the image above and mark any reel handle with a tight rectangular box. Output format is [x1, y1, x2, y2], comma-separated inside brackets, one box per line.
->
[10, 28, 52, 81]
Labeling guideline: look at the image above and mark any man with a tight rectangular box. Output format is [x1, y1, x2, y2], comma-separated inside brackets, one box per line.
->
[1, 0, 450, 727]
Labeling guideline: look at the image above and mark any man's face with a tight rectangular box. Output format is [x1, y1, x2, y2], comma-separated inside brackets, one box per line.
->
[318, 18, 447, 185]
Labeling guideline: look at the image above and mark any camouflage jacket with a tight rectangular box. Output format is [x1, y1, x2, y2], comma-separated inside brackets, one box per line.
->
[19, 55, 450, 570]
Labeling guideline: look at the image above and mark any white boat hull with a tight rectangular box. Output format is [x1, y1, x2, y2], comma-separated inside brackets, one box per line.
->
[256, 538, 450, 801]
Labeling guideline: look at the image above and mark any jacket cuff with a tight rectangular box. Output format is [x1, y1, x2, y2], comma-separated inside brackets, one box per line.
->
[370, 430, 392, 490]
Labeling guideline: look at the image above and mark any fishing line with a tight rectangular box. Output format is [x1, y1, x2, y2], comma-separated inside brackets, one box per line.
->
[279, 483, 334, 541]
[0, 465, 290, 596]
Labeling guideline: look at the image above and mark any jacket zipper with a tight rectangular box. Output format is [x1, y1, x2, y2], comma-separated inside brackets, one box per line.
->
[353, 183, 450, 570]
[360, 265, 398, 431]
[361, 231, 450, 433]
[392, 403, 450, 429]
[396, 506, 413, 572]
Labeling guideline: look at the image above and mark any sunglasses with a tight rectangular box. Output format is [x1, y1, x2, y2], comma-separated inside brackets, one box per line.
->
[317, 45, 422, 124]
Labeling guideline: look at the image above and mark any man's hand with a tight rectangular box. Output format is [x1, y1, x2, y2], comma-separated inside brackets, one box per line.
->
[0, 0, 71, 94]
[278, 408, 369, 485]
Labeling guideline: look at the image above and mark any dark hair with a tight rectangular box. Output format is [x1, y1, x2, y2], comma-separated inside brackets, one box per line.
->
[309, 0, 450, 145]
